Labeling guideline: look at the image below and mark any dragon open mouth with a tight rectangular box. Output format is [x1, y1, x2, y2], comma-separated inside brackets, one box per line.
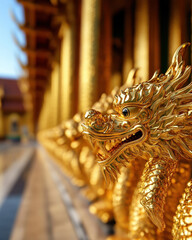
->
[108, 130, 143, 154]
[82, 123, 147, 176]
[96, 129, 144, 167]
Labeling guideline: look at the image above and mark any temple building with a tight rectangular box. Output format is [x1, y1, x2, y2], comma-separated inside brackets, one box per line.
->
[13, 0, 191, 134]
[0, 78, 31, 141]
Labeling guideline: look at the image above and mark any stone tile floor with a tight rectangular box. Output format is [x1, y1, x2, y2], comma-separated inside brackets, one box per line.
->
[0, 143, 110, 240]
[0, 144, 24, 174]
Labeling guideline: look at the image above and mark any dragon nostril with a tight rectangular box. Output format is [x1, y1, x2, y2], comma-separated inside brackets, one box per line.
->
[121, 121, 130, 128]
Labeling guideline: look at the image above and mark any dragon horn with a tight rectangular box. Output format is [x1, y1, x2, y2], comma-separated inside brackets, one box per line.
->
[123, 68, 140, 88]
[166, 42, 190, 75]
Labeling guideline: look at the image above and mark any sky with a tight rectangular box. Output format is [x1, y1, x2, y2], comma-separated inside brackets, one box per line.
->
[0, 0, 26, 79]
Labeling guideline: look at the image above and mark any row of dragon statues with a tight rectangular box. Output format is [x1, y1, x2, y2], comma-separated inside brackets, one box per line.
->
[38, 43, 192, 240]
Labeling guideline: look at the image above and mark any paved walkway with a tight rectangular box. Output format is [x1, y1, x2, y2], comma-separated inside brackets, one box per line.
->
[0, 143, 34, 240]
[0, 141, 12, 151]
[5, 144, 109, 240]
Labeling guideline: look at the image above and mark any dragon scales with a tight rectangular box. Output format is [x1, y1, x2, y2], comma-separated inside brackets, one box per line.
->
[82, 43, 192, 240]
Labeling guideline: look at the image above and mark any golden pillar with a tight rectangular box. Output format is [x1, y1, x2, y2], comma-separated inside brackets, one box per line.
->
[134, 0, 160, 81]
[168, 0, 190, 63]
[60, 22, 75, 121]
[38, 88, 50, 131]
[38, 61, 60, 130]
[38, 60, 60, 130]
[50, 61, 60, 127]
[134, 0, 149, 81]
[97, 0, 111, 95]
[25, 94, 35, 135]
[123, 1, 134, 84]
[78, 0, 101, 112]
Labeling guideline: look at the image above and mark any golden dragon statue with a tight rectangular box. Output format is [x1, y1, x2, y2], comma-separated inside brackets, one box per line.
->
[39, 109, 114, 222]
[38, 69, 142, 224]
[82, 43, 192, 240]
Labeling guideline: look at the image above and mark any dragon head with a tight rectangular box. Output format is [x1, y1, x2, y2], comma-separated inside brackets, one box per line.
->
[83, 43, 191, 174]
[82, 43, 192, 229]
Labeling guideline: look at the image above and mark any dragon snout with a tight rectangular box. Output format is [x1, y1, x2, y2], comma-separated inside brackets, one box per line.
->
[84, 109, 106, 126]
[84, 109, 113, 134]
[85, 109, 101, 120]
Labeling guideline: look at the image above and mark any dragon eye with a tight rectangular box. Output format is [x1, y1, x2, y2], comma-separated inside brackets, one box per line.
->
[122, 107, 130, 117]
